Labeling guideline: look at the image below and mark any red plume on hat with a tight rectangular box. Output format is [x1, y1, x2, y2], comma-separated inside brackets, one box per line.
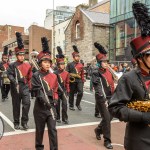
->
[56, 46, 65, 64]
[72, 45, 79, 57]
[37, 37, 51, 62]
[2, 46, 8, 57]
[15, 32, 25, 55]
[94, 42, 108, 61]
[130, 2, 150, 58]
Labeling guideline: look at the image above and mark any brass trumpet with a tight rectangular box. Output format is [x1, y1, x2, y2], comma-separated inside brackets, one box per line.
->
[69, 73, 81, 83]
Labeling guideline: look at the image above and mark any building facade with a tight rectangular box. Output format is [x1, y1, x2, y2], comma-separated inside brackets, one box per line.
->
[44, 6, 74, 30]
[109, 0, 150, 61]
[28, 25, 52, 56]
[65, 7, 109, 64]
[0, 25, 24, 52]
[88, 0, 110, 13]
[2, 35, 29, 61]
[54, 19, 71, 56]
[2, 25, 52, 61]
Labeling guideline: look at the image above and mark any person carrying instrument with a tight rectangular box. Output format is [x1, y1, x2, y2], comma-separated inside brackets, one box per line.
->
[7, 32, 32, 130]
[92, 42, 114, 149]
[30, 49, 39, 99]
[66, 45, 84, 111]
[32, 37, 58, 150]
[108, 2, 150, 150]
[55, 46, 70, 124]
[0, 46, 10, 101]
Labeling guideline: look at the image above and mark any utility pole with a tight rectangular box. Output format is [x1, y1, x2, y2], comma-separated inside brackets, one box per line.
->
[53, 0, 55, 59]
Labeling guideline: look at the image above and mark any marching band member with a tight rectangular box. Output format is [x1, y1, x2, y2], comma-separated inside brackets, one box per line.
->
[7, 32, 32, 130]
[55, 46, 69, 124]
[0, 46, 10, 101]
[32, 37, 58, 150]
[92, 42, 114, 149]
[109, 2, 150, 150]
[66, 45, 84, 111]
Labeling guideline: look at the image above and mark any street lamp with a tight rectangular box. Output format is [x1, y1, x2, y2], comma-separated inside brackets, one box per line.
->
[53, 0, 55, 59]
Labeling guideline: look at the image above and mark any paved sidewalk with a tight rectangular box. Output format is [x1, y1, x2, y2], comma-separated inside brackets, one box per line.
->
[84, 79, 90, 89]
[0, 121, 126, 150]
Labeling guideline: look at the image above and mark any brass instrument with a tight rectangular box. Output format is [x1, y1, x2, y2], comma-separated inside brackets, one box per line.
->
[127, 100, 150, 112]
[30, 50, 39, 70]
[107, 65, 123, 83]
[69, 73, 81, 83]
[1, 71, 10, 84]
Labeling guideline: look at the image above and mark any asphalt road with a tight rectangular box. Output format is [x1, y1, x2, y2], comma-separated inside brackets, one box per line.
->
[0, 86, 100, 133]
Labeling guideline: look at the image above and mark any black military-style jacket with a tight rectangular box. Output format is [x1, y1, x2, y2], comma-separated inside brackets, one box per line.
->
[7, 61, 32, 93]
[66, 61, 84, 82]
[32, 70, 58, 113]
[109, 68, 150, 150]
[92, 68, 113, 101]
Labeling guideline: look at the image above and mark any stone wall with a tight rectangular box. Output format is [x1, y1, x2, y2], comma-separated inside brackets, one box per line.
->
[65, 9, 109, 65]
[93, 25, 109, 56]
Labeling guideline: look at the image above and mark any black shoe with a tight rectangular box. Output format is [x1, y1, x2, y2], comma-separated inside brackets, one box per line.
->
[104, 142, 113, 149]
[95, 114, 101, 118]
[2, 98, 5, 102]
[22, 124, 29, 130]
[14, 124, 20, 130]
[69, 106, 75, 111]
[76, 105, 82, 111]
[94, 128, 101, 140]
[56, 119, 61, 123]
[62, 119, 69, 124]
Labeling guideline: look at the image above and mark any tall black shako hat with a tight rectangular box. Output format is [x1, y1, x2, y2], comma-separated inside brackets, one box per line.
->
[94, 42, 108, 62]
[56, 46, 65, 64]
[37, 37, 51, 63]
[15, 32, 25, 55]
[2, 46, 8, 57]
[130, 2, 150, 58]
[72, 45, 79, 57]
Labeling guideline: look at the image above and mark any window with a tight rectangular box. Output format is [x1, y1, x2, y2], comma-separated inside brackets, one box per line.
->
[75, 21, 80, 39]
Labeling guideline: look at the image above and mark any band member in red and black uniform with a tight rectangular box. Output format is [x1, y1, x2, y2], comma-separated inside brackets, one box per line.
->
[0, 46, 10, 101]
[92, 42, 114, 149]
[32, 37, 58, 150]
[7, 32, 32, 130]
[55, 46, 69, 124]
[109, 2, 150, 150]
[66, 45, 84, 111]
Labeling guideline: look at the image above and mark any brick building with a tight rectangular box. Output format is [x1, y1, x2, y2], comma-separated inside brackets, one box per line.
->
[3, 25, 51, 61]
[28, 25, 52, 55]
[65, 6, 109, 64]
[88, 0, 110, 13]
[0, 25, 24, 52]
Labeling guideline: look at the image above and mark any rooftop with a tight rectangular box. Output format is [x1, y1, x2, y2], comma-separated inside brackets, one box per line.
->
[81, 9, 109, 24]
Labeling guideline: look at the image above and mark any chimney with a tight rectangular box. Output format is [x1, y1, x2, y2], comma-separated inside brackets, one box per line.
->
[89, 0, 98, 7]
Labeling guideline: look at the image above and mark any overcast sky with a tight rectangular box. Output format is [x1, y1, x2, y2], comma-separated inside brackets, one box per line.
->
[0, 0, 102, 30]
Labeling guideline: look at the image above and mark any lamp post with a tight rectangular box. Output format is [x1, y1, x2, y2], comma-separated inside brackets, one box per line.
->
[53, 0, 55, 59]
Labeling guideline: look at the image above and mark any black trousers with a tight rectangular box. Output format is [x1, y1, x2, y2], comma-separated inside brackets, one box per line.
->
[1, 84, 10, 99]
[34, 107, 58, 150]
[95, 96, 113, 143]
[95, 94, 99, 115]
[56, 94, 68, 121]
[69, 81, 83, 107]
[11, 85, 30, 125]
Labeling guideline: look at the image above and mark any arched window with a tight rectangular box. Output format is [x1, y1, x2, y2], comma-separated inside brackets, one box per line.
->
[75, 21, 80, 39]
